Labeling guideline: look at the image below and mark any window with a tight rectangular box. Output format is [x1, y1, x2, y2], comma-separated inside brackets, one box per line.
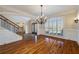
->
[45, 17, 63, 35]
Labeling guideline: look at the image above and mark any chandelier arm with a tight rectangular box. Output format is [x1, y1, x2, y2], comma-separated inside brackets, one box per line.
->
[37, 19, 40, 23]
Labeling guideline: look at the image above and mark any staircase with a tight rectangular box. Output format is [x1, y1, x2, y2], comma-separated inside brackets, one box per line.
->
[0, 15, 25, 37]
[0, 15, 25, 45]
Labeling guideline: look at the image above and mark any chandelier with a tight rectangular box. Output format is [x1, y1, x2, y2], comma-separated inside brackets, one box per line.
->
[35, 5, 47, 24]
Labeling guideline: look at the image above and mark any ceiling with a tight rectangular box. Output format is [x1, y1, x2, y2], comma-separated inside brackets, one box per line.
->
[0, 5, 78, 17]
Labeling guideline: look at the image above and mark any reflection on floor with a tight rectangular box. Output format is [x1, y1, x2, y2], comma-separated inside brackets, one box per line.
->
[0, 35, 79, 54]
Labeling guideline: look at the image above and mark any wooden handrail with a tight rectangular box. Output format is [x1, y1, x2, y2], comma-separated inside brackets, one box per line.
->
[0, 15, 25, 38]
[0, 15, 21, 29]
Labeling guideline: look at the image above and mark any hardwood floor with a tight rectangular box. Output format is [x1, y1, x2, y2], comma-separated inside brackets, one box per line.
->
[0, 35, 79, 54]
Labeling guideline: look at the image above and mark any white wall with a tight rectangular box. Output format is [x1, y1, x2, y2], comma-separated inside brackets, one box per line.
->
[27, 20, 32, 33]
[37, 24, 45, 35]
[29, 20, 46, 35]
[63, 12, 79, 44]
[0, 27, 22, 45]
